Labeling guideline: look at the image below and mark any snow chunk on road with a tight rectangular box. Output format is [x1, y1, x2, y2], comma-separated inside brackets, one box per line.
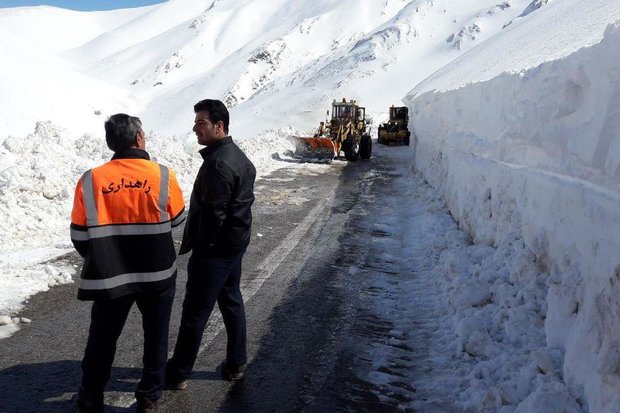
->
[451, 278, 491, 308]
[514, 383, 582, 413]
[0, 323, 20, 340]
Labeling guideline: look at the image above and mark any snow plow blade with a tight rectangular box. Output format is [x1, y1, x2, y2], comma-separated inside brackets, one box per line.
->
[289, 136, 336, 162]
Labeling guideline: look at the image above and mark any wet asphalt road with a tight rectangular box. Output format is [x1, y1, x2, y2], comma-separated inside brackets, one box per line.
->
[0, 144, 422, 413]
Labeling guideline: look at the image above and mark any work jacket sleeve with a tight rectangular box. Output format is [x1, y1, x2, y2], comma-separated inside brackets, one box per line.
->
[168, 169, 186, 227]
[200, 159, 234, 247]
[70, 178, 90, 257]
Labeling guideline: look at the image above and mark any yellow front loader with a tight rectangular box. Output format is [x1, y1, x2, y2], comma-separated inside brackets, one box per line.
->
[292, 98, 372, 162]
[378, 106, 410, 146]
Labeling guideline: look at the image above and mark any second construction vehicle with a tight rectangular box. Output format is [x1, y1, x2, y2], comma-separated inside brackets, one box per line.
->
[293, 98, 372, 162]
[378, 106, 411, 146]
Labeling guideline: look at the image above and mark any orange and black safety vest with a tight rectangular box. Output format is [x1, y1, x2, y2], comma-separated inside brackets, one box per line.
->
[70, 149, 185, 300]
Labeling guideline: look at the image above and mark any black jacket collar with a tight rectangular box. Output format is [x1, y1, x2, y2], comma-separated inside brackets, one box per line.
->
[111, 149, 150, 161]
[199, 136, 233, 159]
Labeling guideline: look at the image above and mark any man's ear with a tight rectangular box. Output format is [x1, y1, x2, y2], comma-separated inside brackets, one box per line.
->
[135, 131, 145, 149]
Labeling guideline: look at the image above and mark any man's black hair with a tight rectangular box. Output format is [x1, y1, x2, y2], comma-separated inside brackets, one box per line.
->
[104, 114, 142, 152]
[194, 99, 229, 134]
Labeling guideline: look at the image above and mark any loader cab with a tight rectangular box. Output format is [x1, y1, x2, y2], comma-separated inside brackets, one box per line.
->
[390, 106, 409, 122]
[332, 104, 353, 120]
[332, 104, 366, 122]
[331, 99, 365, 122]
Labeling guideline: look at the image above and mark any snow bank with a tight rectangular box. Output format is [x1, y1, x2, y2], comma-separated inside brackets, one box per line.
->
[405, 9, 620, 413]
[440, 237, 577, 413]
[365, 146, 576, 412]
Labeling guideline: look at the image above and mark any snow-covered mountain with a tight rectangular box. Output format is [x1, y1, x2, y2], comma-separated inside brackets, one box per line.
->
[2, 0, 620, 411]
[1, 0, 539, 138]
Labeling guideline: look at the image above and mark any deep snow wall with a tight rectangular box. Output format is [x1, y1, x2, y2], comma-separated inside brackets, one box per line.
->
[405, 22, 620, 412]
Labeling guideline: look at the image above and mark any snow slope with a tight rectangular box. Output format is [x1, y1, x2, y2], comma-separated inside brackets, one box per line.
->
[0, 5, 160, 137]
[0, 5, 155, 51]
[404, 0, 620, 411]
[1, 0, 539, 138]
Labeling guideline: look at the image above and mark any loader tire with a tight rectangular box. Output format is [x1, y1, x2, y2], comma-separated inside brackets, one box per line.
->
[344, 139, 360, 162]
[360, 135, 372, 160]
[404, 132, 411, 146]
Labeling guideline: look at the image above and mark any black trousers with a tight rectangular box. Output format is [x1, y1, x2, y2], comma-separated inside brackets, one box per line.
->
[167, 250, 247, 381]
[80, 285, 175, 401]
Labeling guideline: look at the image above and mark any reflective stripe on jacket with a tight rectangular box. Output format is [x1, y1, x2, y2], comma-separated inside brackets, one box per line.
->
[70, 149, 185, 300]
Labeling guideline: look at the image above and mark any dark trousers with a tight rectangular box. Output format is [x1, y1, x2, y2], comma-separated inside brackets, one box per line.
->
[167, 250, 247, 381]
[81, 285, 175, 401]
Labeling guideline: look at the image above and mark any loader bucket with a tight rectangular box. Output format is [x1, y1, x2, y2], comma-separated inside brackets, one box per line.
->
[289, 136, 336, 162]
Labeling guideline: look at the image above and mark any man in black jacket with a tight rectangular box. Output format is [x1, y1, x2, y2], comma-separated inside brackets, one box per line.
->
[166, 99, 256, 387]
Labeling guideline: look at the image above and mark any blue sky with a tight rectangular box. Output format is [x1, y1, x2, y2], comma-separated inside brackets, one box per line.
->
[0, 0, 165, 11]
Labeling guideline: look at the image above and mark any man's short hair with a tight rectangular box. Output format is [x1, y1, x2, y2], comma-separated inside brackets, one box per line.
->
[194, 99, 229, 134]
[104, 114, 142, 152]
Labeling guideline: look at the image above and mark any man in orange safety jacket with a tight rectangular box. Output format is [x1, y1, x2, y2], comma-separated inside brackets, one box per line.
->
[70, 114, 185, 413]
